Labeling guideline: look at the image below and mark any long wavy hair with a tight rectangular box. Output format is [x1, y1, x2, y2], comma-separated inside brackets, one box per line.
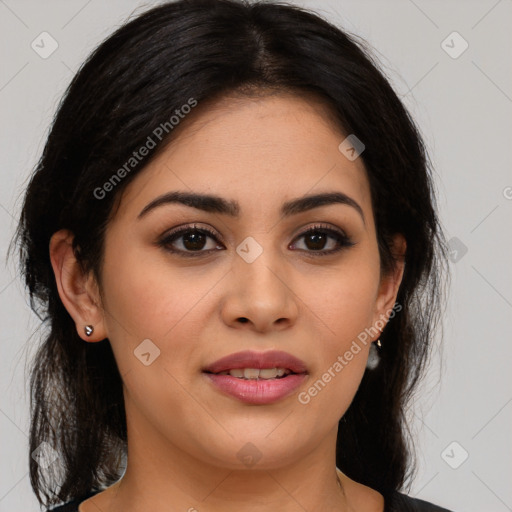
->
[12, 0, 449, 508]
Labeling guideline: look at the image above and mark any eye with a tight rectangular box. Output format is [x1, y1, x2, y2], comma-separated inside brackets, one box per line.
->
[290, 224, 355, 256]
[158, 222, 355, 258]
[158, 224, 223, 257]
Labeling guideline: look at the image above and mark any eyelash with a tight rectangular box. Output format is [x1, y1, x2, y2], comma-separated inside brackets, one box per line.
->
[158, 223, 355, 258]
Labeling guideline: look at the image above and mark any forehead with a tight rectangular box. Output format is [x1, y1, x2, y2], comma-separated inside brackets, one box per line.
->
[113, 92, 372, 222]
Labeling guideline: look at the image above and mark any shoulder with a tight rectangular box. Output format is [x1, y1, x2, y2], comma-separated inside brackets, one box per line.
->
[46, 490, 101, 512]
[386, 490, 456, 512]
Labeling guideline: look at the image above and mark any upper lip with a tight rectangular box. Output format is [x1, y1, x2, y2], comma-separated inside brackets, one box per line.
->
[203, 350, 308, 374]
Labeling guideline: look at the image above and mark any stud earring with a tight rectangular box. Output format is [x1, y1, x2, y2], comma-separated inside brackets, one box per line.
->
[84, 325, 94, 336]
[366, 337, 382, 370]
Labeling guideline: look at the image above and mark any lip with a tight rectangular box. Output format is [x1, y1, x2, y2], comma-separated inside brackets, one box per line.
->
[204, 373, 308, 405]
[202, 350, 308, 405]
[202, 350, 308, 374]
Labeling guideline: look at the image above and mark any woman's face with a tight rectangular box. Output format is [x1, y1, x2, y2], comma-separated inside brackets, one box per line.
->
[92, 92, 404, 471]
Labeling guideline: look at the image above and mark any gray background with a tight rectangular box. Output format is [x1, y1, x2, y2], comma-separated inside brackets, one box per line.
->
[1, 1, 511, 510]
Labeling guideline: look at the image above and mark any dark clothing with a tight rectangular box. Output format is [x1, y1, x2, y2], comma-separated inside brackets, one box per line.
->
[386, 491, 455, 511]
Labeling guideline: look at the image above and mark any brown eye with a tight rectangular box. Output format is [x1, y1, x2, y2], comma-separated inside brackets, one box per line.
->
[159, 225, 223, 256]
[158, 223, 355, 258]
[291, 224, 355, 255]
[303, 231, 330, 251]
[179, 230, 208, 251]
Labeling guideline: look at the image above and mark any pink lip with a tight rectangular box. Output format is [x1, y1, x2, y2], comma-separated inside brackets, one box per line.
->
[202, 350, 308, 405]
[202, 350, 308, 374]
[204, 373, 308, 405]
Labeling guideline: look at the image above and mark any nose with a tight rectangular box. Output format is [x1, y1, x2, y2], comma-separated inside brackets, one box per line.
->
[220, 246, 299, 333]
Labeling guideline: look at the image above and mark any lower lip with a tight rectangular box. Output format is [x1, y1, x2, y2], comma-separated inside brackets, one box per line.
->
[204, 373, 308, 405]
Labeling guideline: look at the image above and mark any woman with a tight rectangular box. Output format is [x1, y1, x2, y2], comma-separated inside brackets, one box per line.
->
[14, 0, 452, 510]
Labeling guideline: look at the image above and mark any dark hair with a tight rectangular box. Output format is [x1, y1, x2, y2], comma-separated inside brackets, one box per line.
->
[12, 0, 448, 508]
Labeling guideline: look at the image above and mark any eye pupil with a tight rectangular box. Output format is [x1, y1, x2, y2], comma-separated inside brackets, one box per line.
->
[306, 232, 327, 250]
[183, 231, 207, 250]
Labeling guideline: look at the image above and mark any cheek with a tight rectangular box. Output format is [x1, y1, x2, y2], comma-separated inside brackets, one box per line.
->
[292, 256, 379, 418]
[100, 239, 208, 337]
[99, 237, 229, 384]
[297, 255, 380, 345]
[294, 280, 375, 426]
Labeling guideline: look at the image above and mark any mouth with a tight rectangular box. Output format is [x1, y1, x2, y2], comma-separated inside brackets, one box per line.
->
[202, 349, 308, 376]
[204, 367, 301, 380]
[202, 350, 308, 404]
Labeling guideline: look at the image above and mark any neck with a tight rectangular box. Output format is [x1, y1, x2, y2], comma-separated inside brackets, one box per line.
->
[98, 417, 350, 512]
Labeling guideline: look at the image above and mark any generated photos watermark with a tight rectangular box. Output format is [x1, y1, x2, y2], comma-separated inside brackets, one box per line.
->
[297, 302, 402, 405]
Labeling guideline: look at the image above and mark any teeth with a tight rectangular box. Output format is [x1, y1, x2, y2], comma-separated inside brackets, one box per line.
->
[244, 368, 261, 379]
[229, 368, 245, 378]
[216, 368, 292, 379]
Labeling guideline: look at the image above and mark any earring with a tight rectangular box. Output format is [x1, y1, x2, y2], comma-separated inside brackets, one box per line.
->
[366, 338, 382, 370]
[84, 325, 94, 336]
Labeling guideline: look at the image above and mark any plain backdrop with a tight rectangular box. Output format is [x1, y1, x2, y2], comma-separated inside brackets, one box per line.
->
[1, 1, 511, 511]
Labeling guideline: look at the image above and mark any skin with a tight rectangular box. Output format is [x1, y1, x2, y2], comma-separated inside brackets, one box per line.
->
[50, 91, 405, 512]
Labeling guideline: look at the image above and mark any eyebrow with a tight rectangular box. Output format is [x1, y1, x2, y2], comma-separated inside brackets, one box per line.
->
[137, 190, 365, 224]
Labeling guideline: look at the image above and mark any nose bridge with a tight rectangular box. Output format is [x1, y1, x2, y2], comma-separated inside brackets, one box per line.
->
[234, 233, 285, 298]
[224, 232, 297, 330]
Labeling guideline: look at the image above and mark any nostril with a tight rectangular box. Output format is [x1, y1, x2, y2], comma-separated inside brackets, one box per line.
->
[238, 317, 249, 323]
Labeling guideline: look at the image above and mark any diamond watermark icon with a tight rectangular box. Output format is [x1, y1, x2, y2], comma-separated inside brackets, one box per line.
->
[31, 32, 59, 59]
[32, 441, 59, 469]
[338, 134, 365, 161]
[441, 441, 469, 469]
[441, 31, 468, 59]
[447, 237, 468, 263]
[236, 442, 263, 467]
[236, 236, 263, 263]
[134, 338, 161, 366]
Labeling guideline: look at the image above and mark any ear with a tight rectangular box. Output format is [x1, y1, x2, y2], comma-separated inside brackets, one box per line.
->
[49, 229, 107, 342]
[371, 233, 406, 336]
